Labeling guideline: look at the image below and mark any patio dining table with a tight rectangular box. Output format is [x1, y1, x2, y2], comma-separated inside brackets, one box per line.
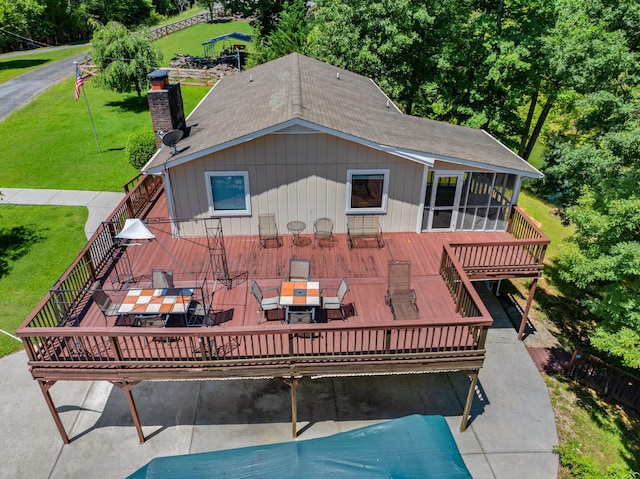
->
[280, 281, 320, 323]
[117, 288, 194, 325]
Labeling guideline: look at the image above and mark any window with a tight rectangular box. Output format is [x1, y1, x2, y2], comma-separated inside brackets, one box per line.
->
[346, 169, 389, 214]
[205, 171, 251, 216]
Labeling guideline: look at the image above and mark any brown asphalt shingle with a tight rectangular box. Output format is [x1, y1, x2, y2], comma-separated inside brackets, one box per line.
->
[145, 53, 540, 177]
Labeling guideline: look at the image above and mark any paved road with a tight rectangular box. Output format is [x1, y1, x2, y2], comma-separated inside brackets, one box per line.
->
[0, 51, 88, 122]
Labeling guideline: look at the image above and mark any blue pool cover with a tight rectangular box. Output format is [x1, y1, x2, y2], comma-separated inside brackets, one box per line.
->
[128, 415, 472, 479]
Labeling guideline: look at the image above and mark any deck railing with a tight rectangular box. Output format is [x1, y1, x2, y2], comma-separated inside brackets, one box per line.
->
[21, 319, 490, 381]
[449, 206, 550, 280]
[20, 174, 163, 331]
[439, 244, 490, 319]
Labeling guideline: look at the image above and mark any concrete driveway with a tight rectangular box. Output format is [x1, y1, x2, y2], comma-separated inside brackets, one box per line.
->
[1, 288, 559, 479]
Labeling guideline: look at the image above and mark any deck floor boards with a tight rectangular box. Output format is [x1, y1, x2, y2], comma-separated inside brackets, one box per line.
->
[72, 195, 521, 331]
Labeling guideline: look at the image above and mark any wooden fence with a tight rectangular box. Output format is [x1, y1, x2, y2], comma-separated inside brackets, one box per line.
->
[566, 350, 640, 410]
[149, 10, 226, 41]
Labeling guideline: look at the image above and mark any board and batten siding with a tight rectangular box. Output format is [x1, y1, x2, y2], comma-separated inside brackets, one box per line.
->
[168, 133, 424, 237]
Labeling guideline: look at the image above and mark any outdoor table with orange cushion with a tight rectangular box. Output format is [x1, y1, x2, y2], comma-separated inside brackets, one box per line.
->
[117, 288, 194, 321]
[280, 281, 320, 322]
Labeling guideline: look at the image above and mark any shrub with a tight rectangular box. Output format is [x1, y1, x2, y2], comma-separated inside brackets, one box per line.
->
[125, 130, 157, 169]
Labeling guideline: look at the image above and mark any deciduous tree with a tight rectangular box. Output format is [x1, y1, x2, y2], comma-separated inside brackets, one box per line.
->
[249, 0, 311, 65]
[91, 21, 163, 100]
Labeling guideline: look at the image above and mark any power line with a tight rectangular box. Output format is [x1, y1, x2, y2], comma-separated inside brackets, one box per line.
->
[0, 27, 52, 48]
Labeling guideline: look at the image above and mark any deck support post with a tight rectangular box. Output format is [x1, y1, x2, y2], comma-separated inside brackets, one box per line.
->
[283, 377, 301, 438]
[518, 278, 539, 340]
[38, 380, 70, 444]
[460, 371, 479, 432]
[114, 381, 144, 443]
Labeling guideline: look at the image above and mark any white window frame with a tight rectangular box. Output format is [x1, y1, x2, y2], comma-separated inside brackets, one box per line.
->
[346, 168, 390, 214]
[204, 171, 252, 217]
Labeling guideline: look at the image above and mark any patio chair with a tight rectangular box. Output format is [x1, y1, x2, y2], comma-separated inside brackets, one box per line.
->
[152, 269, 174, 288]
[321, 278, 349, 321]
[186, 300, 209, 326]
[288, 258, 311, 281]
[258, 213, 280, 248]
[313, 217, 334, 248]
[90, 281, 122, 318]
[250, 280, 281, 320]
[384, 260, 419, 320]
[139, 315, 170, 345]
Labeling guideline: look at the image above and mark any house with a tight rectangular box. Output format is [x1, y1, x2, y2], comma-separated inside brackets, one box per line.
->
[143, 53, 541, 238]
[17, 54, 548, 445]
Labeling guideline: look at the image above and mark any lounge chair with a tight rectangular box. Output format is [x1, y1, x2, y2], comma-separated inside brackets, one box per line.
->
[313, 217, 334, 248]
[384, 260, 419, 320]
[258, 213, 280, 248]
[321, 279, 350, 320]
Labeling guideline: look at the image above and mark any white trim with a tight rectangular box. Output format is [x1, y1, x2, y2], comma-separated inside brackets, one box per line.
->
[425, 171, 465, 232]
[346, 168, 390, 214]
[204, 170, 252, 217]
[512, 175, 523, 206]
[162, 170, 180, 237]
[416, 165, 429, 233]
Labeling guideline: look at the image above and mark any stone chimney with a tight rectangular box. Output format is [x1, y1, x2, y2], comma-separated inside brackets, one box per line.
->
[147, 69, 186, 149]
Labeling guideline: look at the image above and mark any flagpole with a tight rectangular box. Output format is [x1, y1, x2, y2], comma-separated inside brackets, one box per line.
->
[74, 61, 101, 153]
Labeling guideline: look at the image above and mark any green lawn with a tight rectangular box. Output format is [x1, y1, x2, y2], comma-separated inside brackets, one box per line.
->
[0, 205, 88, 356]
[547, 375, 640, 478]
[154, 20, 253, 63]
[0, 19, 248, 191]
[1, 79, 209, 190]
[517, 190, 573, 263]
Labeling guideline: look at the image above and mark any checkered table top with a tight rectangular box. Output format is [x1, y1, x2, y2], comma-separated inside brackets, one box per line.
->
[118, 288, 193, 314]
[280, 281, 320, 306]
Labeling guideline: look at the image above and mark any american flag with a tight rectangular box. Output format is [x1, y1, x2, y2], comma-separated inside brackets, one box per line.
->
[74, 66, 84, 101]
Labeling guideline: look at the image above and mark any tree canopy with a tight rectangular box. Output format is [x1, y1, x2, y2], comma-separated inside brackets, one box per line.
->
[90, 21, 163, 100]
[0, 0, 183, 51]
[535, 0, 640, 368]
[248, 0, 312, 66]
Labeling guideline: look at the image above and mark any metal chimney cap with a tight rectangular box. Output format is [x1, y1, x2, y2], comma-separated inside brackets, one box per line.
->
[148, 69, 171, 80]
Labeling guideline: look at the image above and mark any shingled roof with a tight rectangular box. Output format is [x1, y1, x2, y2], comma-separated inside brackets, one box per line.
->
[144, 53, 541, 178]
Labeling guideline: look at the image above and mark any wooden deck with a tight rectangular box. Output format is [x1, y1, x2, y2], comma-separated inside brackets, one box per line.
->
[85, 193, 513, 329]
[16, 175, 549, 443]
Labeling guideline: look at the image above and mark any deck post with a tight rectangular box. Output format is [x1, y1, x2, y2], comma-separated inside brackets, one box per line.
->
[460, 371, 479, 432]
[39, 380, 70, 444]
[115, 381, 144, 443]
[518, 278, 539, 340]
[284, 377, 301, 438]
